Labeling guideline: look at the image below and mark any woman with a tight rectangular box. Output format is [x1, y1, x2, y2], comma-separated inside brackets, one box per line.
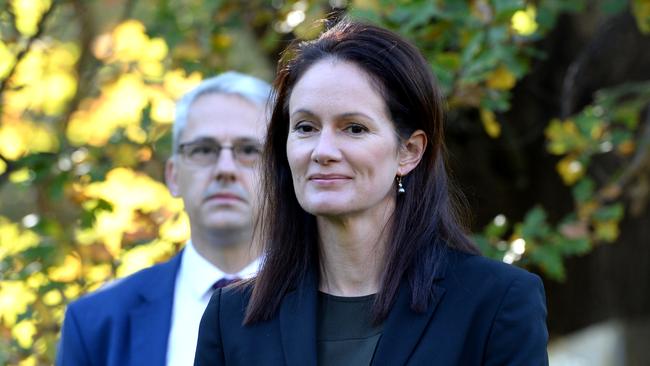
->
[195, 20, 548, 365]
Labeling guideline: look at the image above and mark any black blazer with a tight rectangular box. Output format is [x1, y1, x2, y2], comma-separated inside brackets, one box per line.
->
[195, 251, 548, 365]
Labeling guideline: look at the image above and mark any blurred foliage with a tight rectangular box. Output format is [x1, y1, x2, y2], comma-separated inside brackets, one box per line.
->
[0, 0, 648, 364]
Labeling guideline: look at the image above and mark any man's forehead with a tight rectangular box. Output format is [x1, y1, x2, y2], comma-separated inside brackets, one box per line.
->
[182, 136, 261, 144]
[182, 94, 267, 142]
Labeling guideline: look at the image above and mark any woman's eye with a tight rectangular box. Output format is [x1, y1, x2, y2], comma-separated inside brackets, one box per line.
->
[345, 124, 367, 134]
[294, 123, 316, 133]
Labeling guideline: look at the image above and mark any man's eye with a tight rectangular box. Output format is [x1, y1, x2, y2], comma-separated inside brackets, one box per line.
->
[189, 145, 216, 156]
[237, 145, 261, 156]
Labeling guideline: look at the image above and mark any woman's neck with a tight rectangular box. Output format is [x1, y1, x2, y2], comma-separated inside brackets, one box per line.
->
[317, 202, 393, 297]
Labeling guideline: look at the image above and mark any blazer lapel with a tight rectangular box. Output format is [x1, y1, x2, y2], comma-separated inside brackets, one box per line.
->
[128, 253, 182, 366]
[279, 270, 318, 366]
[373, 282, 446, 365]
[373, 256, 450, 366]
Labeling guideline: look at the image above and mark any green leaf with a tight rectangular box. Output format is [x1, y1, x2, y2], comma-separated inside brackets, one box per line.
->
[520, 206, 549, 239]
[557, 236, 591, 256]
[493, 0, 525, 20]
[593, 203, 624, 222]
[529, 244, 565, 281]
[572, 178, 595, 203]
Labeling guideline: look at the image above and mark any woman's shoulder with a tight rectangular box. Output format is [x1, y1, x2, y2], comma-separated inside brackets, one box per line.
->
[443, 248, 543, 290]
[219, 280, 254, 309]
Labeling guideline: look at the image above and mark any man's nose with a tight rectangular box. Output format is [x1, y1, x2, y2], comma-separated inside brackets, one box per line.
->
[212, 147, 238, 181]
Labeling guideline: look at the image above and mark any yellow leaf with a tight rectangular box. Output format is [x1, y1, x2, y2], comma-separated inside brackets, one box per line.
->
[480, 108, 502, 138]
[112, 20, 148, 62]
[163, 69, 202, 99]
[146, 37, 169, 61]
[0, 217, 40, 260]
[556, 156, 584, 185]
[0, 281, 36, 326]
[75, 167, 181, 258]
[42, 289, 62, 306]
[0, 123, 27, 160]
[0, 159, 6, 175]
[43, 72, 78, 116]
[594, 220, 619, 242]
[63, 283, 81, 300]
[633, 0, 650, 34]
[48, 253, 82, 282]
[0, 120, 59, 159]
[12, 319, 37, 349]
[67, 73, 148, 146]
[9, 168, 33, 183]
[117, 241, 172, 278]
[511, 5, 538, 36]
[139, 60, 164, 78]
[151, 96, 176, 124]
[126, 125, 147, 144]
[18, 355, 37, 366]
[25, 272, 47, 290]
[0, 41, 16, 79]
[159, 212, 190, 243]
[486, 65, 516, 90]
[85, 264, 113, 284]
[11, 0, 52, 36]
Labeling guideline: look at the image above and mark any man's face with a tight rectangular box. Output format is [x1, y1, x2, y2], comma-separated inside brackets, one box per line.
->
[166, 93, 265, 235]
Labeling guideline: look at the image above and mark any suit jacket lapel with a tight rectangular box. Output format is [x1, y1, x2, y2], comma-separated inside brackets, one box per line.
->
[373, 281, 446, 365]
[373, 249, 455, 365]
[128, 253, 182, 366]
[279, 270, 318, 366]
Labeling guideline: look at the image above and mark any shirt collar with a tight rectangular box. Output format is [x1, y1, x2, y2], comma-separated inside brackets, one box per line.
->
[179, 240, 260, 299]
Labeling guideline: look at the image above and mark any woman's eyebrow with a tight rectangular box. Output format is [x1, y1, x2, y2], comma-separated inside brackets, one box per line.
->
[337, 112, 373, 121]
[290, 109, 373, 121]
[290, 108, 316, 119]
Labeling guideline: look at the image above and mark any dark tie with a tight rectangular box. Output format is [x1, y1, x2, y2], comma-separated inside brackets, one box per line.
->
[211, 277, 241, 290]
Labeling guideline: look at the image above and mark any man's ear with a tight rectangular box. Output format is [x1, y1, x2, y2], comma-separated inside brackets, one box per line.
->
[165, 158, 180, 197]
[397, 130, 427, 176]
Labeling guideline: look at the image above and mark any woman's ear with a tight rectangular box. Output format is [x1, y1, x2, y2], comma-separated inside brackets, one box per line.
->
[397, 130, 427, 176]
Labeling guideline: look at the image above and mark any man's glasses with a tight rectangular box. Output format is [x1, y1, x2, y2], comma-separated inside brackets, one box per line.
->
[177, 139, 262, 167]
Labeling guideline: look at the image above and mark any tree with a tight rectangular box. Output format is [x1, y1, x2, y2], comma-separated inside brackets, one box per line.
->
[0, 0, 648, 364]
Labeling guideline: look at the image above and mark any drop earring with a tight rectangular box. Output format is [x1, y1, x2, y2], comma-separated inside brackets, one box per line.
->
[397, 175, 405, 194]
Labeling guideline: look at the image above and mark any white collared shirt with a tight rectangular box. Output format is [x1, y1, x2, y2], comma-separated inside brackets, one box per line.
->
[166, 241, 260, 366]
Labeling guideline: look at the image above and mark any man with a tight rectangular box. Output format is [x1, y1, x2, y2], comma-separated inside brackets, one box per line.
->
[57, 71, 272, 366]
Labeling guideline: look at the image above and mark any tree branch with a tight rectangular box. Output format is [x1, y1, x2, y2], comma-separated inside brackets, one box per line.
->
[598, 107, 650, 204]
[0, 152, 16, 186]
[0, 0, 58, 96]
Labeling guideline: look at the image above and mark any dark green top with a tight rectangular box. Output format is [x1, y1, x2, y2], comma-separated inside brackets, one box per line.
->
[316, 292, 383, 366]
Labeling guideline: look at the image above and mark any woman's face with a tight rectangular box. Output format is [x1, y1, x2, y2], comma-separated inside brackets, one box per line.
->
[286, 59, 402, 218]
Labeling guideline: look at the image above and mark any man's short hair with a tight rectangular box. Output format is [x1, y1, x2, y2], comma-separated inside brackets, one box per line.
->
[172, 71, 273, 153]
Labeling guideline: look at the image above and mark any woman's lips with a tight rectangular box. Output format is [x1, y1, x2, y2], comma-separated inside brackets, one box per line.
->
[308, 174, 351, 185]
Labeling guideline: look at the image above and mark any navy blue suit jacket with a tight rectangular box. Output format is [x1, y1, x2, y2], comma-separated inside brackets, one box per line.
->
[195, 251, 548, 365]
[57, 253, 182, 366]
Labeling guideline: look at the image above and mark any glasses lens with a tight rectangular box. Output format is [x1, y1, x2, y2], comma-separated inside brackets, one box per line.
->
[233, 143, 262, 165]
[181, 143, 219, 166]
[179, 141, 261, 166]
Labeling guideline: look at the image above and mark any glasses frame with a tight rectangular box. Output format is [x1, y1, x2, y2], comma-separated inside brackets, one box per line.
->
[176, 139, 262, 167]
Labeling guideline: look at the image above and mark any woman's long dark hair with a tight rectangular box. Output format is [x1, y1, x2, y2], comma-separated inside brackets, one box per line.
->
[245, 20, 479, 324]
